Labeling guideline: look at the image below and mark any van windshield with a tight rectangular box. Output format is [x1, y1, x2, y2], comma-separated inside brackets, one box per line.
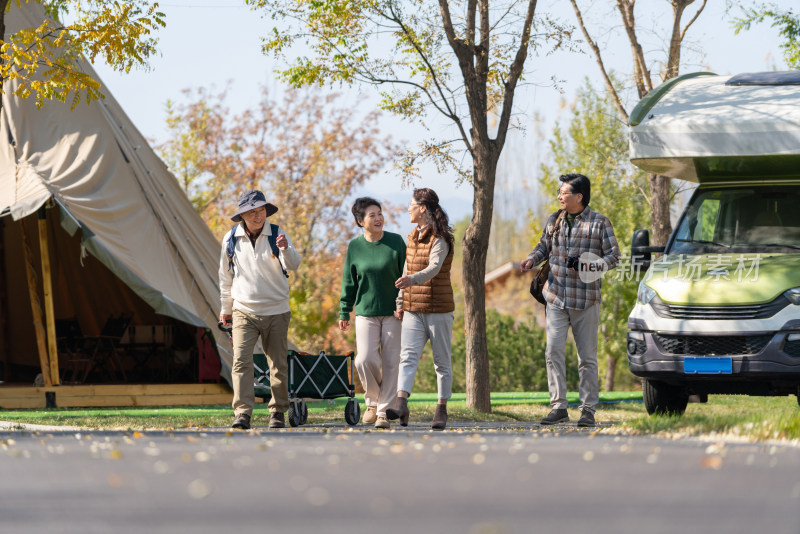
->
[669, 185, 800, 254]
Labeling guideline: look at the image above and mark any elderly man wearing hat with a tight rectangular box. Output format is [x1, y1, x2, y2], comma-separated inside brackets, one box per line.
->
[219, 190, 302, 429]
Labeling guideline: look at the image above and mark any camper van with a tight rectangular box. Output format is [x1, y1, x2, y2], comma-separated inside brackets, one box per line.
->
[626, 71, 800, 415]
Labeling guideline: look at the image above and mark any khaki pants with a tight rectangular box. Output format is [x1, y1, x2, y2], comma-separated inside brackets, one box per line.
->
[231, 309, 291, 417]
[544, 304, 600, 414]
[354, 315, 401, 416]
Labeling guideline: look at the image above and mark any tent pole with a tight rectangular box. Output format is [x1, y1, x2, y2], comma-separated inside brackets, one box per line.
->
[38, 203, 60, 386]
[20, 220, 52, 387]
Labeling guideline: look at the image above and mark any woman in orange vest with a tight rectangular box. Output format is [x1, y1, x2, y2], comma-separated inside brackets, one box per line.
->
[386, 188, 455, 430]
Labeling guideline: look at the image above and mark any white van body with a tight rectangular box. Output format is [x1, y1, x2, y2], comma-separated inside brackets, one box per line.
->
[626, 71, 800, 415]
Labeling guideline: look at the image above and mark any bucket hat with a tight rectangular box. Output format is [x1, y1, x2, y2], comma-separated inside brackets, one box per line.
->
[231, 190, 278, 222]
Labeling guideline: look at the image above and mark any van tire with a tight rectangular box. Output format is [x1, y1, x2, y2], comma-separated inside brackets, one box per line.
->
[643, 379, 689, 416]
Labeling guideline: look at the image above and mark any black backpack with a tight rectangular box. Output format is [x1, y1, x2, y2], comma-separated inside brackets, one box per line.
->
[225, 223, 288, 278]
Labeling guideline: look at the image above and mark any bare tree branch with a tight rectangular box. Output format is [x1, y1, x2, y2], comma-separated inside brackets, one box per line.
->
[495, 0, 538, 149]
[569, 0, 629, 124]
[382, 4, 473, 153]
[616, 0, 652, 97]
[680, 0, 707, 41]
[466, 0, 477, 45]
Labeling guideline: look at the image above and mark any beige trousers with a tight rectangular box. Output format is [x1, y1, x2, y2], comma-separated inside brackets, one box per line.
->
[354, 315, 402, 416]
[232, 309, 291, 417]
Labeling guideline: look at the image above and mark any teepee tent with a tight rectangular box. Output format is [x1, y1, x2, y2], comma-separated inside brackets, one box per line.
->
[0, 2, 235, 390]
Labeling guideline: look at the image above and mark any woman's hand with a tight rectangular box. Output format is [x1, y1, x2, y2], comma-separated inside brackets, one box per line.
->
[520, 259, 534, 272]
[338, 319, 350, 332]
[395, 276, 411, 289]
[393, 309, 404, 321]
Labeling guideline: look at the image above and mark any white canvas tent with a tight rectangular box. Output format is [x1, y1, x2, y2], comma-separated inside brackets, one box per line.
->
[0, 2, 235, 387]
[629, 71, 800, 181]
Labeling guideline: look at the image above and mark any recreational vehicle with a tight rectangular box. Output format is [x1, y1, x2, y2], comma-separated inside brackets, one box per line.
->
[626, 71, 800, 415]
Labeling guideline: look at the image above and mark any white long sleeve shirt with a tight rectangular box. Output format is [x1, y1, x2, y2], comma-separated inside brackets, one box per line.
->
[219, 224, 302, 316]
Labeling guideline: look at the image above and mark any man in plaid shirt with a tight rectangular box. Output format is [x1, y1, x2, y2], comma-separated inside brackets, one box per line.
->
[520, 174, 620, 427]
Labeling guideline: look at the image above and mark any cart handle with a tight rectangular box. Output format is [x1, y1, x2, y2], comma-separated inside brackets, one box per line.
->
[217, 321, 233, 334]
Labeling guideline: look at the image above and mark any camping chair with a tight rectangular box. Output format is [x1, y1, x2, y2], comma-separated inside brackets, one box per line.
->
[56, 319, 88, 384]
[81, 314, 132, 382]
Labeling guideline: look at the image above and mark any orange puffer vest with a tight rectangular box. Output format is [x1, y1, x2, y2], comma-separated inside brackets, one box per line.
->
[403, 226, 455, 313]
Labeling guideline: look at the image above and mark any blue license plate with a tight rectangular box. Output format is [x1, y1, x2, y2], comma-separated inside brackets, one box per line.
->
[684, 357, 733, 374]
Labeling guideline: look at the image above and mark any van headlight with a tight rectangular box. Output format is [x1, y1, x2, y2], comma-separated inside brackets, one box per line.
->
[637, 282, 656, 305]
[785, 288, 800, 305]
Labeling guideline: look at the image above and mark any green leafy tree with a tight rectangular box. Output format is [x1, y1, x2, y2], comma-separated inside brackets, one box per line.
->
[733, 3, 800, 68]
[157, 87, 398, 351]
[248, 0, 574, 412]
[0, 0, 165, 110]
[537, 80, 650, 391]
[158, 90, 218, 213]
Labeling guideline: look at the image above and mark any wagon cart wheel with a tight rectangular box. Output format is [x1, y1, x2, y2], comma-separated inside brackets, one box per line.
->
[344, 399, 360, 426]
[288, 402, 301, 427]
[300, 399, 309, 424]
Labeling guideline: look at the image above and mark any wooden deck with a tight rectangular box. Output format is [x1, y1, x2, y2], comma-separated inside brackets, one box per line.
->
[0, 383, 232, 409]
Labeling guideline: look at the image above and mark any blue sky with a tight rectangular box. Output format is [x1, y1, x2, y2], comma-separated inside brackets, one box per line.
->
[92, 0, 790, 231]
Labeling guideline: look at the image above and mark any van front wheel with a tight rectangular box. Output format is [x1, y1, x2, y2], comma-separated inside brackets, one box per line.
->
[643, 379, 689, 416]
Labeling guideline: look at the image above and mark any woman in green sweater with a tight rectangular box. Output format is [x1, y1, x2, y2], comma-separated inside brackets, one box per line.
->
[339, 197, 407, 429]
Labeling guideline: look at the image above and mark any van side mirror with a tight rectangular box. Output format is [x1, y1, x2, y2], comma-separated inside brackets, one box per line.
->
[630, 229, 665, 273]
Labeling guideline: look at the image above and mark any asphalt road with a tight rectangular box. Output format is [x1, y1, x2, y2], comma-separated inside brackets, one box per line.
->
[1, 421, 799, 534]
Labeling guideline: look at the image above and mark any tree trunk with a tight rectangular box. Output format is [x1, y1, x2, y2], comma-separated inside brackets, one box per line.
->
[463, 146, 498, 413]
[649, 173, 672, 247]
[604, 355, 617, 391]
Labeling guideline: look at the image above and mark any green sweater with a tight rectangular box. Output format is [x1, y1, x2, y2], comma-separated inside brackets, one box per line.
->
[339, 232, 406, 320]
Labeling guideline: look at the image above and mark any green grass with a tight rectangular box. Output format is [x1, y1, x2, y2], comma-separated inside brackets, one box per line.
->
[623, 395, 800, 442]
[1, 392, 798, 442]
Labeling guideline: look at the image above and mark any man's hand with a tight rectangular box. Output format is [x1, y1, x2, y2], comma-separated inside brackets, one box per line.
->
[219, 313, 232, 327]
[276, 234, 288, 250]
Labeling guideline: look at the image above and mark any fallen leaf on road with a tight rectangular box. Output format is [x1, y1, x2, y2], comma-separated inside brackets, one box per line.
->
[700, 455, 723, 470]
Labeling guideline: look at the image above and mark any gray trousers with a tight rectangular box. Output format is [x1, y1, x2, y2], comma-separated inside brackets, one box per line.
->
[397, 311, 454, 399]
[231, 309, 291, 417]
[544, 304, 600, 414]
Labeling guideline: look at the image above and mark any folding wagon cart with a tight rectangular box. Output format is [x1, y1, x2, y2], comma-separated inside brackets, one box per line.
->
[286, 350, 360, 427]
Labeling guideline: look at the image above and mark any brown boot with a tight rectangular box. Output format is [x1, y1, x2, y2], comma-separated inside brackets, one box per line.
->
[431, 403, 447, 430]
[385, 396, 409, 426]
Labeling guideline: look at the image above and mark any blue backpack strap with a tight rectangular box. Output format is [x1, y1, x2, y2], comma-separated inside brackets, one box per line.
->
[267, 223, 289, 279]
[226, 224, 239, 273]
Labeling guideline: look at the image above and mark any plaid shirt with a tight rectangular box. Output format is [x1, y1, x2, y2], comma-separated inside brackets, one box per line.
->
[526, 206, 620, 310]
